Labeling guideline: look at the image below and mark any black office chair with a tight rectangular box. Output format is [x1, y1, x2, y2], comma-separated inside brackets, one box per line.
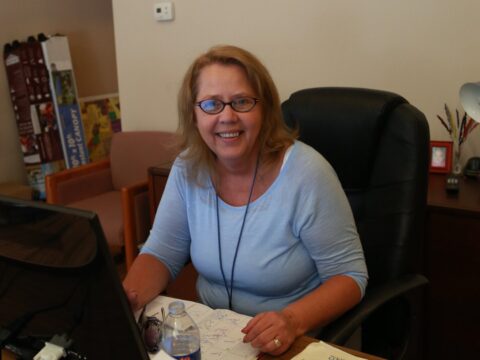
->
[282, 87, 430, 360]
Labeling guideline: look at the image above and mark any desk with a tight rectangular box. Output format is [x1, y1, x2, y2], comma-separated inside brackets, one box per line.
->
[2, 340, 384, 360]
[425, 174, 480, 359]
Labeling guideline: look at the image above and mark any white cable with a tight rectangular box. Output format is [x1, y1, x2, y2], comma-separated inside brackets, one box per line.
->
[33, 342, 65, 360]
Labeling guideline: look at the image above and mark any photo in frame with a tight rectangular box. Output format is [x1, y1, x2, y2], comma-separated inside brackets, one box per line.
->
[429, 141, 453, 173]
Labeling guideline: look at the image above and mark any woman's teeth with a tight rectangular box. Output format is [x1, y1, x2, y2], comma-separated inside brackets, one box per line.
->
[218, 132, 240, 138]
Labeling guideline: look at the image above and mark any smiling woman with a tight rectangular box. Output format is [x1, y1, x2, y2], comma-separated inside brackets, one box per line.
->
[123, 45, 368, 357]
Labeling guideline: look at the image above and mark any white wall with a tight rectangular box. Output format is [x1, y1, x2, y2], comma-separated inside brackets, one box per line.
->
[0, 0, 117, 184]
[112, 0, 480, 165]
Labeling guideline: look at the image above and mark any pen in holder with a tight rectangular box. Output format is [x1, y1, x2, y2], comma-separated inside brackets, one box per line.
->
[437, 104, 479, 175]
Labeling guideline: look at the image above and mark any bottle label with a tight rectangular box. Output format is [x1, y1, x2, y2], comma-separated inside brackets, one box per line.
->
[171, 348, 201, 360]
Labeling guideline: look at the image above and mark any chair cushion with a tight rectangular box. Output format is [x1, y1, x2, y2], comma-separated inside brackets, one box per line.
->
[70, 190, 124, 248]
[109, 131, 179, 190]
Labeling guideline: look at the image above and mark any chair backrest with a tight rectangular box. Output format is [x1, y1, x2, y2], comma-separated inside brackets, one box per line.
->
[109, 131, 179, 190]
[281, 87, 430, 288]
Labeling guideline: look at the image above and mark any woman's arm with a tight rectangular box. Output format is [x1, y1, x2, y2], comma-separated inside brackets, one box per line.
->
[242, 275, 361, 355]
[242, 146, 366, 355]
[123, 253, 171, 311]
[283, 274, 361, 334]
[123, 160, 191, 311]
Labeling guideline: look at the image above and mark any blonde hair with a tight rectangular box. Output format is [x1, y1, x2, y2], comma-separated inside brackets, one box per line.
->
[177, 45, 295, 183]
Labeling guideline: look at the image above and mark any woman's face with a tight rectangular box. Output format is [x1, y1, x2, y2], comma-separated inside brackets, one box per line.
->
[194, 63, 262, 170]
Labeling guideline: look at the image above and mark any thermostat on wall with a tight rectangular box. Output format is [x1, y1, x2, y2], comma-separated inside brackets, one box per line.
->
[154, 2, 174, 21]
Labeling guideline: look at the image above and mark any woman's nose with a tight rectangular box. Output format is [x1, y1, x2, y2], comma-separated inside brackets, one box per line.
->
[218, 103, 238, 121]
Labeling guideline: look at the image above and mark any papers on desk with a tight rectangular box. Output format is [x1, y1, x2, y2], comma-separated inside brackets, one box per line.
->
[291, 341, 367, 360]
[151, 351, 174, 360]
[143, 295, 259, 360]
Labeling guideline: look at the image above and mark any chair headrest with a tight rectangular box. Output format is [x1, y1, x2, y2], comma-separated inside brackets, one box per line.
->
[282, 87, 407, 190]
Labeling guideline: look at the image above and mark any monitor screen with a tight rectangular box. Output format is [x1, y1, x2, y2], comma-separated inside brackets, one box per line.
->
[0, 195, 149, 360]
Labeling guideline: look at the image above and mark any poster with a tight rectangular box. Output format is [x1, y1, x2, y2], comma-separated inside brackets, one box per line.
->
[80, 93, 121, 162]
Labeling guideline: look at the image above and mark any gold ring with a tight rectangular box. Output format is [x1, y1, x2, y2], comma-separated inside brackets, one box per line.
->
[273, 337, 282, 348]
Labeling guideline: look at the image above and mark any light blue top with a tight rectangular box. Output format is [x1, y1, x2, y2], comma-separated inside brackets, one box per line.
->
[141, 141, 368, 316]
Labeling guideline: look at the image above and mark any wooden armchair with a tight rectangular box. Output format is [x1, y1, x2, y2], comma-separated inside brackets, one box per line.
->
[45, 131, 179, 270]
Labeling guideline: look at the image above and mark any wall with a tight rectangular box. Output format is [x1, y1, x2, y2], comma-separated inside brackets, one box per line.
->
[112, 0, 480, 165]
[0, 0, 118, 185]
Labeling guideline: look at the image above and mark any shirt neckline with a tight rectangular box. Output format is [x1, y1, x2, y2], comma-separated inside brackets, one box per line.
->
[216, 141, 297, 209]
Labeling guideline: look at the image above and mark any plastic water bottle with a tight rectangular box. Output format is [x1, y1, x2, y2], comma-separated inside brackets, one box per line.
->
[161, 301, 201, 360]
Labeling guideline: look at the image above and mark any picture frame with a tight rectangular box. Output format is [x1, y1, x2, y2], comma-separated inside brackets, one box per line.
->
[429, 140, 453, 173]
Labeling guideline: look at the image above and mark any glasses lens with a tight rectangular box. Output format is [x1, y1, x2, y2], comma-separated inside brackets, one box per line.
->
[200, 99, 223, 114]
[232, 97, 257, 112]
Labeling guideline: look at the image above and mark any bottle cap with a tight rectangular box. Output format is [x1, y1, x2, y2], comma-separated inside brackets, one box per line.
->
[168, 301, 185, 315]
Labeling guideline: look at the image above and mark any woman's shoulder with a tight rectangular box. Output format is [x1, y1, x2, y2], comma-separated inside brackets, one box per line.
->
[283, 141, 343, 199]
[168, 155, 186, 176]
[289, 140, 334, 173]
[171, 154, 211, 188]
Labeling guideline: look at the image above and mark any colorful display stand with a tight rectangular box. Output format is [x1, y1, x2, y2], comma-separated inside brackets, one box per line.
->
[4, 35, 65, 199]
[41, 35, 89, 169]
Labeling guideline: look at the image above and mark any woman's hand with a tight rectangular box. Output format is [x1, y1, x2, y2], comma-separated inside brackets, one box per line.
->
[241, 310, 300, 356]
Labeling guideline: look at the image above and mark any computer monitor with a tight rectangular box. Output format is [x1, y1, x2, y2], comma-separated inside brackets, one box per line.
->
[0, 195, 149, 360]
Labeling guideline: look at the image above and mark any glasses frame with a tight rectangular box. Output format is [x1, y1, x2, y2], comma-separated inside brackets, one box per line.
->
[195, 97, 259, 115]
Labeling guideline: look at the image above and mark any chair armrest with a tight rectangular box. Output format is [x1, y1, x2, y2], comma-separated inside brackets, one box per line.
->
[45, 159, 112, 204]
[321, 273, 428, 345]
[122, 181, 149, 270]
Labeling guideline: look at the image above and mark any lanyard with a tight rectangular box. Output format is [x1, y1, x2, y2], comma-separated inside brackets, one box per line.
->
[216, 156, 260, 310]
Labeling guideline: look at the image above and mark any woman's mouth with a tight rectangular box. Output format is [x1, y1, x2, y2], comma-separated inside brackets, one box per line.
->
[217, 131, 240, 138]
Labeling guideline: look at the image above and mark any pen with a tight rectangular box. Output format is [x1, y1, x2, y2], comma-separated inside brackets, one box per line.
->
[437, 115, 451, 134]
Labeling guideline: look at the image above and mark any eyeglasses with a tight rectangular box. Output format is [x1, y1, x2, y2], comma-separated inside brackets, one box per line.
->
[138, 306, 164, 354]
[196, 97, 259, 115]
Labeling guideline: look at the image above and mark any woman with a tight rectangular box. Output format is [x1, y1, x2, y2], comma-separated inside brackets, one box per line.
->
[123, 45, 368, 355]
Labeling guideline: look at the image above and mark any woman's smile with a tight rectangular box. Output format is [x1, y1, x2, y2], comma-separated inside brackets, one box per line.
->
[217, 131, 241, 139]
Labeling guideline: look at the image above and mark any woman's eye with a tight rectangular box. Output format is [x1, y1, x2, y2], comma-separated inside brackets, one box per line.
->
[235, 98, 249, 105]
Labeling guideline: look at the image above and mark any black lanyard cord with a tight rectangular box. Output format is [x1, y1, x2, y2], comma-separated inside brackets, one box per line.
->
[216, 155, 260, 310]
